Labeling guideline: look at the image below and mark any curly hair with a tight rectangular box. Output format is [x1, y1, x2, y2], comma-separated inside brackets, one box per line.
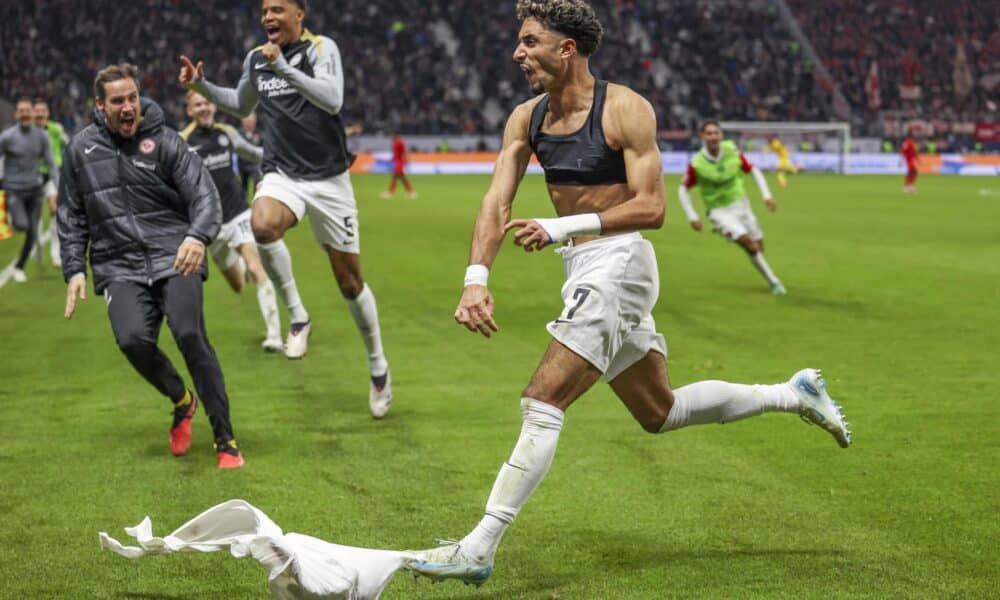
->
[516, 0, 603, 57]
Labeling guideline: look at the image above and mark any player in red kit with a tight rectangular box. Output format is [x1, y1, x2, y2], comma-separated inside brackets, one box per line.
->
[901, 132, 919, 194]
[380, 133, 417, 199]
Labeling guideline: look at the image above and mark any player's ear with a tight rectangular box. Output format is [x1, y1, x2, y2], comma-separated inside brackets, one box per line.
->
[559, 37, 577, 60]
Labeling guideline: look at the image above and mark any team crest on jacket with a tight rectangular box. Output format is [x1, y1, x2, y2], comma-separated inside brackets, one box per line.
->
[290, 52, 303, 67]
[218, 135, 230, 147]
[139, 138, 156, 154]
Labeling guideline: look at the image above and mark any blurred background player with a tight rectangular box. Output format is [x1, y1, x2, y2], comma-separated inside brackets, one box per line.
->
[238, 113, 263, 203]
[181, 90, 283, 352]
[33, 98, 70, 268]
[768, 135, 799, 189]
[380, 132, 417, 199]
[180, 0, 394, 418]
[0, 97, 57, 283]
[60, 64, 243, 468]
[679, 121, 786, 295]
[901, 129, 919, 194]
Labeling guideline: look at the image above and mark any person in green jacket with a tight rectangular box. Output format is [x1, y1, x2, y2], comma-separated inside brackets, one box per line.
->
[678, 121, 786, 295]
[33, 99, 70, 267]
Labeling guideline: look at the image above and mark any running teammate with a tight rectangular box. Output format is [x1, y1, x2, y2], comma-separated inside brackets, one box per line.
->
[181, 90, 283, 352]
[179, 0, 393, 417]
[679, 122, 787, 295]
[0, 97, 56, 283]
[405, 0, 850, 586]
[33, 99, 70, 267]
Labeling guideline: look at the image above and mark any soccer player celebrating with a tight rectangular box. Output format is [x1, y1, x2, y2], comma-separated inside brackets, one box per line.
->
[179, 0, 393, 418]
[0, 97, 57, 283]
[33, 99, 70, 268]
[679, 122, 787, 295]
[901, 130, 919, 194]
[379, 132, 416, 199]
[181, 91, 283, 352]
[768, 135, 799, 189]
[405, 0, 850, 586]
[59, 64, 243, 469]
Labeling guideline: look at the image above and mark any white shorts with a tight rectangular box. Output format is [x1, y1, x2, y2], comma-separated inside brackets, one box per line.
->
[254, 170, 359, 253]
[209, 209, 254, 260]
[546, 233, 668, 381]
[42, 180, 57, 199]
[708, 197, 763, 241]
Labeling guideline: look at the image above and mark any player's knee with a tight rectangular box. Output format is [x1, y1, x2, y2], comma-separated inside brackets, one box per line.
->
[336, 275, 364, 299]
[251, 221, 282, 244]
[172, 327, 204, 353]
[116, 331, 154, 357]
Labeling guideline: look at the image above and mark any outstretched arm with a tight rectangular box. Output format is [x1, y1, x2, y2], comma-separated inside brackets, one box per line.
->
[57, 149, 89, 318]
[678, 164, 702, 230]
[454, 101, 535, 337]
[741, 152, 776, 211]
[217, 123, 263, 163]
[181, 53, 258, 118]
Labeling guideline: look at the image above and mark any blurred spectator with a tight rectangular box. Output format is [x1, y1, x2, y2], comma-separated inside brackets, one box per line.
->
[3, 0, 831, 135]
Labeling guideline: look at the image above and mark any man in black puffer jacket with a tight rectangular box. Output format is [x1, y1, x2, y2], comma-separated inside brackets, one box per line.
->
[58, 63, 244, 469]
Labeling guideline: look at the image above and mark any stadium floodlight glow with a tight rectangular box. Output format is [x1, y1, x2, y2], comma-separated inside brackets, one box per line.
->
[720, 121, 852, 174]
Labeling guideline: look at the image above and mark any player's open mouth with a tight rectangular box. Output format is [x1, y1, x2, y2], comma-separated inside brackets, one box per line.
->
[265, 25, 281, 42]
[120, 114, 135, 130]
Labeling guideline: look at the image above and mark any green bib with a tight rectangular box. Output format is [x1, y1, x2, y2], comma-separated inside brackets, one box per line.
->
[691, 140, 746, 211]
[40, 121, 67, 174]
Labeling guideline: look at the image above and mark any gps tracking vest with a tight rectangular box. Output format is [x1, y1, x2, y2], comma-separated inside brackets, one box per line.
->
[691, 140, 748, 211]
[529, 79, 628, 186]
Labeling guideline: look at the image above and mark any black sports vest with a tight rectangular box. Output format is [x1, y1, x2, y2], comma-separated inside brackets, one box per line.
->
[528, 80, 628, 186]
[180, 124, 247, 222]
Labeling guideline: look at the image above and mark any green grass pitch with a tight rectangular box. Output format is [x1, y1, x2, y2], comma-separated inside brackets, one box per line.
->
[0, 173, 997, 598]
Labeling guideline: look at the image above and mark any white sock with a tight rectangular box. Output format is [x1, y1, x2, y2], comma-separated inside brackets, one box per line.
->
[49, 225, 61, 262]
[345, 283, 388, 376]
[461, 399, 564, 562]
[258, 240, 309, 324]
[750, 251, 780, 285]
[256, 280, 282, 340]
[660, 380, 800, 432]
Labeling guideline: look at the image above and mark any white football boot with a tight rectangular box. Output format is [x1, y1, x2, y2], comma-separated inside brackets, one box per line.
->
[369, 369, 392, 419]
[405, 540, 493, 587]
[11, 268, 27, 283]
[789, 368, 852, 448]
[261, 335, 284, 352]
[284, 321, 311, 359]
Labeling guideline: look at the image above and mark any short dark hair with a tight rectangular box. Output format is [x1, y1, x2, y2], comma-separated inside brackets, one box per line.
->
[94, 63, 140, 100]
[516, 0, 603, 57]
[33, 98, 48, 107]
[286, 0, 306, 9]
[15, 96, 33, 107]
[700, 120, 721, 133]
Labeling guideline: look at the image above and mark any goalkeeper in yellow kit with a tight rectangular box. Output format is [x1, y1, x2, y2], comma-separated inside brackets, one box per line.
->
[769, 136, 799, 189]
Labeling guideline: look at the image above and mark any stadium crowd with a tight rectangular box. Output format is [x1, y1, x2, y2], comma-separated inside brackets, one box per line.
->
[2, 0, 827, 135]
[789, 0, 1000, 121]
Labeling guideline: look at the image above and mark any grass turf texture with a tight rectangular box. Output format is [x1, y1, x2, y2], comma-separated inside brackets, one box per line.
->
[0, 174, 997, 599]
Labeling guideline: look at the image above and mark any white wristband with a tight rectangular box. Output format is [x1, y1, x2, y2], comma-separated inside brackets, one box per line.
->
[464, 264, 489, 288]
[533, 213, 602, 243]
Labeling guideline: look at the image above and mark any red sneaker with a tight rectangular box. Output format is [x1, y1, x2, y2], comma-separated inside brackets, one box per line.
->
[215, 439, 245, 470]
[169, 394, 197, 457]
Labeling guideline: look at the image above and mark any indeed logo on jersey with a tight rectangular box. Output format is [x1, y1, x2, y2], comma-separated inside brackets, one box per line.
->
[256, 76, 297, 98]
